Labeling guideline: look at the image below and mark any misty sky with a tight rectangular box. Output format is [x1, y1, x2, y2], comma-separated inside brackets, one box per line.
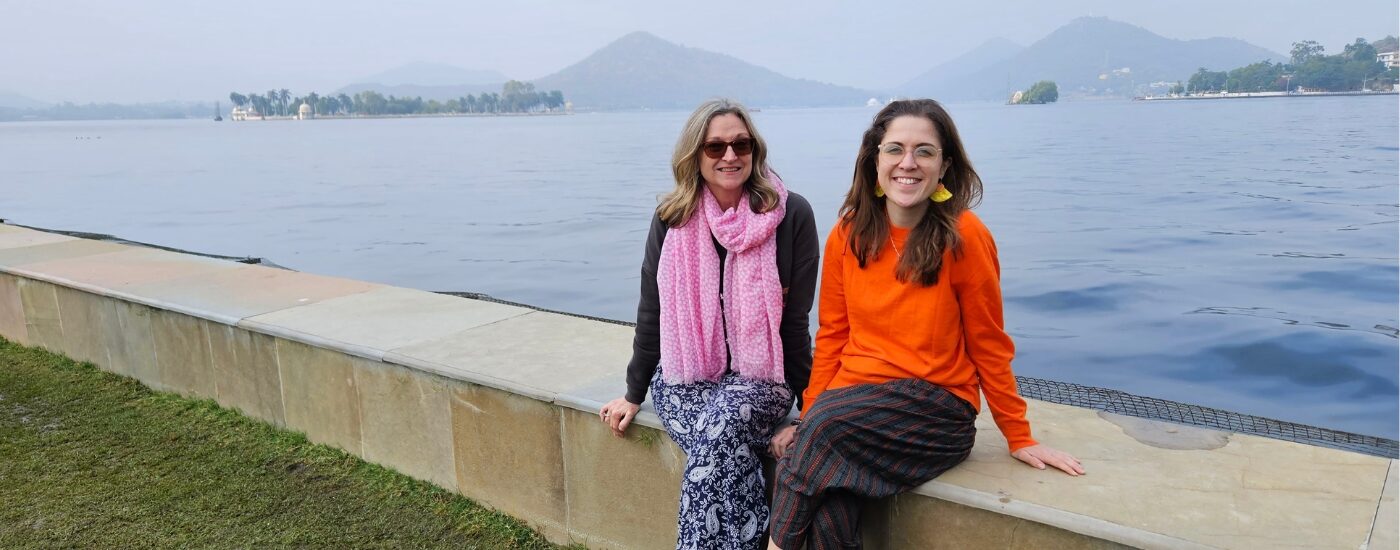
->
[4, 0, 1397, 103]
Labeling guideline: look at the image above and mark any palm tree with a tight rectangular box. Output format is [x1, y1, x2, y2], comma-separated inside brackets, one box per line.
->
[305, 92, 320, 115]
[277, 89, 291, 116]
[337, 93, 353, 115]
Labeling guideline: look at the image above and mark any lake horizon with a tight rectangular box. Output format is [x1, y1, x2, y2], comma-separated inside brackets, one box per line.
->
[3, 97, 1396, 439]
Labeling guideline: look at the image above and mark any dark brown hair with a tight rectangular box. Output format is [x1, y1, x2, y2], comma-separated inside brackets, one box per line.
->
[840, 99, 983, 286]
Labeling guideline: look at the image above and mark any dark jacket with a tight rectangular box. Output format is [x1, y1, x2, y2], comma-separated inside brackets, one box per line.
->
[625, 191, 821, 408]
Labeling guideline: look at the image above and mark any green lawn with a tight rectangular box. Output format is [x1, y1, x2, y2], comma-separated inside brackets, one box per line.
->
[0, 337, 575, 548]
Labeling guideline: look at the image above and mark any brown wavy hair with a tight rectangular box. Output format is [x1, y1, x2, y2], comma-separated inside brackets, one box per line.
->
[658, 98, 778, 226]
[840, 99, 983, 286]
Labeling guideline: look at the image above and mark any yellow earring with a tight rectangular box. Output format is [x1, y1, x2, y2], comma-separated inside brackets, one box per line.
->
[874, 185, 884, 198]
[931, 182, 952, 203]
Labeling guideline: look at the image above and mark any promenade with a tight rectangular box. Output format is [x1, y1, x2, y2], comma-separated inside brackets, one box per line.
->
[0, 222, 1393, 549]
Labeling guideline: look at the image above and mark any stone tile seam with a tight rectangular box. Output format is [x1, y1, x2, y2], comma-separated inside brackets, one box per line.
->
[204, 320, 227, 411]
[556, 405, 574, 540]
[46, 282, 67, 355]
[273, 331, 290, 430]
[1365, 459, 1397, 549]
[917, 481, 1215, 550]
[352, 355, 369, 466]
[97, 299, 115, 368]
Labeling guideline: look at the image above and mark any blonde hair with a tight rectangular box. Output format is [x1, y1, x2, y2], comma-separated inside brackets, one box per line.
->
[658, 98, 778, 226]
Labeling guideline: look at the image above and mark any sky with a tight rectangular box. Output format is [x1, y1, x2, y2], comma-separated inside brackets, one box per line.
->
[3, 0, 1397, 103]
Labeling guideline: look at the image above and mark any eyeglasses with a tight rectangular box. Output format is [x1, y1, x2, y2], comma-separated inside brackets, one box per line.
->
[701, 138, 755, 159]
[878, 143, 941, 163]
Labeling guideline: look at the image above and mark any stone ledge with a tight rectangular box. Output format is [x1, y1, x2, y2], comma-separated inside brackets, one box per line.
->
[0, 222, 1392, 550]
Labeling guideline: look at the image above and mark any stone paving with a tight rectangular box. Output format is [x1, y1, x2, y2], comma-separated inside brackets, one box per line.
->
[0, 222, 1393, 550]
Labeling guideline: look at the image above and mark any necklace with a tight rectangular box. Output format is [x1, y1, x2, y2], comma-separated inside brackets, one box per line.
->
[889, 235, 902, 259]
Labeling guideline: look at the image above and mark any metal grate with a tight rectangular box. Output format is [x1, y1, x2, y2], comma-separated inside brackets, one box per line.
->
[1016, 377, 1398, 458]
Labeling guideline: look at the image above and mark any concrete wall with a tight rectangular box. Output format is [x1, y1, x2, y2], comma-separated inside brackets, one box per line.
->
[0, 223, 1394, 550]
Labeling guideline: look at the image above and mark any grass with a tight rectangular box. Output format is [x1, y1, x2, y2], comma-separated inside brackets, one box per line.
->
[0, 337, 577, 549]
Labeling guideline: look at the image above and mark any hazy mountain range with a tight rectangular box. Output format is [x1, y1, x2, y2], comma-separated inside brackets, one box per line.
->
[0, 91, 48, 110]
[1, 17, 1294, 113]
[902, 17, 1286, 100]
[334, 17, 1285, 110]
[352, 63, 507, 87]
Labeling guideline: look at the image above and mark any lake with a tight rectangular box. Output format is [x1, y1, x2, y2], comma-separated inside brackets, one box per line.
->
[2, 97, 1396, 438]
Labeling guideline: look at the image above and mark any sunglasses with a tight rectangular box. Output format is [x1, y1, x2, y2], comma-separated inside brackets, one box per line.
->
[701, 138, 755, 159]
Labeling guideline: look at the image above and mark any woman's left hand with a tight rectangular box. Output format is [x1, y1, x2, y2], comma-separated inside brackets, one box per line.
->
[1011, 444, 1084, 476]
[768, 425, 798, 459]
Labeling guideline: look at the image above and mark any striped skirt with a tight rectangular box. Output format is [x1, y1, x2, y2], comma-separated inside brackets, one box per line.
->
[771, 378, 977, 549]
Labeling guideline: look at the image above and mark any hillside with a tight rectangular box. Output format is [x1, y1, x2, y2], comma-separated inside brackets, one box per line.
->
[900, 38, 1024, 96]
[351, 63, 507, 87]
[530, 31, 871, 110]
[334, 82, 503, 101]
[906, 17, 1285, 100]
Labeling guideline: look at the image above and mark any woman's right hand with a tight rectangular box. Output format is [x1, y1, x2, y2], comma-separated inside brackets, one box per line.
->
[599, 397, 641, 438]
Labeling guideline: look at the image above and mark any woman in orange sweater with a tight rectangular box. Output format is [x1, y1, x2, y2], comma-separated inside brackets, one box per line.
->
[767, 99, 1082, 549]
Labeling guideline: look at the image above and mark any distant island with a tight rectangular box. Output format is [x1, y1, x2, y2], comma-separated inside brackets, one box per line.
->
[1143, 37, 1397, 99]
[1009, 81, 1059, 104]
[227, 80, 566, 120]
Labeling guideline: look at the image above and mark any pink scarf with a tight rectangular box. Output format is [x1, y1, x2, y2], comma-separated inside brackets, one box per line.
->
[657, 171, 788, 384]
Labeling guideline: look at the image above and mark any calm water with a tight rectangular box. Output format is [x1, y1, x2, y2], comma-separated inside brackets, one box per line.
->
[3, 98, 1397, 438]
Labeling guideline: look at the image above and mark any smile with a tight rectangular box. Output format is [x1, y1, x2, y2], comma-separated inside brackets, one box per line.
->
[894, 177, 921, 185]
[717, 167, 743, 173]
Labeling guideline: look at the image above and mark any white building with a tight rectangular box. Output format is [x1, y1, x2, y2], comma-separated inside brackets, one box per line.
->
[1379, 50, 1399, 69]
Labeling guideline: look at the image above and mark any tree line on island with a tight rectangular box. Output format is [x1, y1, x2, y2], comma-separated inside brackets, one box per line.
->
[1172, 37, 1397, 95]
[1009, 81, 1059, 104]
[226, 80, 565, 117]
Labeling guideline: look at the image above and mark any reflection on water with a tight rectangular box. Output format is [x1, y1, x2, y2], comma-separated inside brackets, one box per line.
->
[1189, 306, 1398, 339]
[1, 97, 1396, 438]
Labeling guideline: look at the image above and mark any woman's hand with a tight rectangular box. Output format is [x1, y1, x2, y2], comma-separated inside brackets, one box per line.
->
[599, 397, 641, 438]
[769, 424, 798, 459]
[1011, 444, 1084, 476]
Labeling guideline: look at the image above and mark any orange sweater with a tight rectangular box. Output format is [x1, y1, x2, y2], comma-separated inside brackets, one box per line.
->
[803, 210, 1037, 452]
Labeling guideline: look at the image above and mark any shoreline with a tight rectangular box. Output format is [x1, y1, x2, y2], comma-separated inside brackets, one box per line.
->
[231, 111, 572, 121]
[1135, 90, 1398, 101]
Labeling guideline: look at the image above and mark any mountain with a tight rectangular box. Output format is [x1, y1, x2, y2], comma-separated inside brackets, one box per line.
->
[334, 82, 502, 101]
[900, 38, 1024, 95]
[351, 63, 507, 87]
[906, 17, 1286, 100]
[531, 31, 872, 110]
[0, 91, 48, 110]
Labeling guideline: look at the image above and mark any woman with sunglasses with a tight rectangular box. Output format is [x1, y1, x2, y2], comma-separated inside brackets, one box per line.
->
[598, 98, 819, 549]
[766, 99, 1082, 550]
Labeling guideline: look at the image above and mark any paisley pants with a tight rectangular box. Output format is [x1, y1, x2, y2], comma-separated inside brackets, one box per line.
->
[651, 372, 794, 550]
